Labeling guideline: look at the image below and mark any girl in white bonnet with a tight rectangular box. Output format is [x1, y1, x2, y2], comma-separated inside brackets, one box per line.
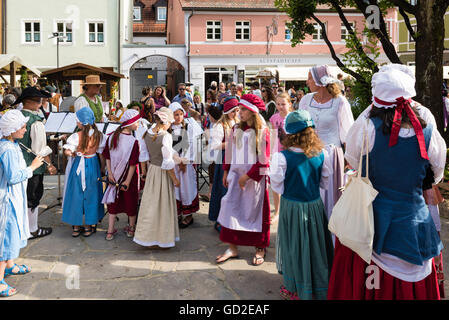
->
[0, 110, 44, 297]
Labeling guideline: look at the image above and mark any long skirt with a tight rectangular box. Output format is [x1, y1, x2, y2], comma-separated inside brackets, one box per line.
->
[320, 145, 344, 221]
[327, 238, 441, 300]
[276, 197, 334, 300]
[61, 156, 104, 226]
[174, 163, 199, 217]
[208, 161, 227, 222]
[134, 164, 179, 248]
[0, 205, 27, 261]
[219, 186, 270, 248]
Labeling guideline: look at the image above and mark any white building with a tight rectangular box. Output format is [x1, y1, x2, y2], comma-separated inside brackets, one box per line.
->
[5, 0, 133, 97]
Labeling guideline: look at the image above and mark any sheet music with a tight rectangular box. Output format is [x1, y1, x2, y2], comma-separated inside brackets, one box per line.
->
[58, 112, 77, 133]
[96, 122, 121, 135]
[105, 123, 120, 135]
[45, 112, 67, 133]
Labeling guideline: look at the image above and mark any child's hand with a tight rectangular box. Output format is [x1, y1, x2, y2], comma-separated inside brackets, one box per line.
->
[179, 162, 186, 173]
[108, 175, 116, 184]
[173, 177, 180, 188]
[223, 171, 228, 188]
[238, 174, 249, 190]
[120, 182, 129, 191]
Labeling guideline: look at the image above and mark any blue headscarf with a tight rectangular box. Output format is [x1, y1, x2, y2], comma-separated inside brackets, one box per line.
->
[76, 107, 95, 126]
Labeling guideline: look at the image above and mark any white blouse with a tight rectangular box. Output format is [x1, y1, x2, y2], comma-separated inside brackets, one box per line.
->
[139, 125, 176, 170]
[298, 93, 354, 145]
[63, 131, 106, 154]
[268, 147, 333, 195]
[345, 102, 447, 184]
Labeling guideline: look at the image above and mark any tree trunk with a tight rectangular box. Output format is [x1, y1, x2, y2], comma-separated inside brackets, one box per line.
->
[414, 1, 448, 142]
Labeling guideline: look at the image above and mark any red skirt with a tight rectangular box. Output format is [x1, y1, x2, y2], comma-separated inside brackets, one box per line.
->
[327, 238, 441, 300]
[177, 194, 200, 217]
[107, 171, 139, 217]
[219, 188, 270, 248]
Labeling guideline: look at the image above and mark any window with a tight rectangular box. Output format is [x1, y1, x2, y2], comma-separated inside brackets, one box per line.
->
[312, 23, 326, 41]
[157, 7, 167, 21]
[341, 22, 355, 41]
[56, 22, 73, 43]
[235, 21, 250, 41]
[88, 22, 104, 43]
[285, 25, 292, 40]
[24, 21, 40, 43]
[206, 21, 221, 41]
[133, 7, 142, 21]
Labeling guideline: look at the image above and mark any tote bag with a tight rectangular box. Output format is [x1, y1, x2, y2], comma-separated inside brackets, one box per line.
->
[328, 120, 378, 263]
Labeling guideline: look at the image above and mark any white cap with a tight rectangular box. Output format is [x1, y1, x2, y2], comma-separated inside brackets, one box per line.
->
[372, 63, 416, 108]
[0, 110, 29, 139]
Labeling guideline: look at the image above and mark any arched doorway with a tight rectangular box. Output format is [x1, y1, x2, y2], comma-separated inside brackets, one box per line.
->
[130, 55, 185, 102]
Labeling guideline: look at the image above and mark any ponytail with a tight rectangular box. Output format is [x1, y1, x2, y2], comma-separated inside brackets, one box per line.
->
[110, 126, 124, 150]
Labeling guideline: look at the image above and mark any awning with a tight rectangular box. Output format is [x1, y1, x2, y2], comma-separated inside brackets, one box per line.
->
[0, 54, 41, 76]
[41, 63, 125, 81]
[277, 67, 310, 81]
[277, 66, 352, 81]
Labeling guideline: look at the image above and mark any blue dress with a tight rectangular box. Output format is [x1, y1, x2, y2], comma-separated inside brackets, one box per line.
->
[62, 154, 104, 226]
[208, 152, 227, 222]
[276, 150, 334, 300]
[0, 139, 32, 261]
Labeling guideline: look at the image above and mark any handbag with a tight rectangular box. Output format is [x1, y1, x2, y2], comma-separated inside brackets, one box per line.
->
[328, 120, 378, 263]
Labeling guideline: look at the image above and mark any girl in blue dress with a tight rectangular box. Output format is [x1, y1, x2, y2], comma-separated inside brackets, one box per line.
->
[62, 107, 105, 237]
[0, 110, 44, 297]
[269, 109, 334, 300]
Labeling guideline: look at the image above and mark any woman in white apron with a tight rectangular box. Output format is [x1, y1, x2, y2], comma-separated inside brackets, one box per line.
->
[297, 65, 354, 221]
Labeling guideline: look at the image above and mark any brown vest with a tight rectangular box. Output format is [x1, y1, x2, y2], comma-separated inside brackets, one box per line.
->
[76, 131, 99, 156]
[144, 130, 167, 167]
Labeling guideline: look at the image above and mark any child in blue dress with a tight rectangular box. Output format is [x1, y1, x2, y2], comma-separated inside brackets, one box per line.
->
[0, 110, 44, 297]
[62, 107, 105, 237]
[269, 109, 334, 300]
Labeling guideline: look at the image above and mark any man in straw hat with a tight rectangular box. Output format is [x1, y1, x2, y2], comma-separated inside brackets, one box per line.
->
[74, 75, 106, 123]
[13, 87, 57, 240]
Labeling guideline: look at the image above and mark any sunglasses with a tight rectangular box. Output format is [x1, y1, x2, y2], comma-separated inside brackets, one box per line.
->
[179, 88, 186, 91]
[261, 90, 266, 92]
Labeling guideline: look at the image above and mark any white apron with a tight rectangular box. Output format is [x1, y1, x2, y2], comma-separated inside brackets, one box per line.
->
[217, 128, 265, 233]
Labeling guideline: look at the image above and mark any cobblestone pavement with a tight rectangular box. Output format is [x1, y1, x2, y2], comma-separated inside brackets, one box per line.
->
[5, 176, 449, 300]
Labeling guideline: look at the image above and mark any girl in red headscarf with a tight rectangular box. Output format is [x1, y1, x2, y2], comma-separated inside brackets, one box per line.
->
[215, 94, 271, 266]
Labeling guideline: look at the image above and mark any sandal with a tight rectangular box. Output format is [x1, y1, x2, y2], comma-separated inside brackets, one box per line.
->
[82, 226, 95, 237]
[179, 217, 194, 229]
[72, 226, 83, 238]
[214, 222, 222, 233]
[4, 263, 31, 277]
[105, 229, 117, 241]
[29, 226, 52, 240]
[124, 225, 135, 238]
[279, 285, 300, 300]
[199, 194, 210, 202]
[216, 248, 239, 264]
[252, 247, 266, 266]
[0, 279, 16, 298]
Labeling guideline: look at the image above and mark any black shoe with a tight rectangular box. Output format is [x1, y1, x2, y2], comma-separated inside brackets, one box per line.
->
[29, 226, 52, 240]
[179, 217, 194, 229]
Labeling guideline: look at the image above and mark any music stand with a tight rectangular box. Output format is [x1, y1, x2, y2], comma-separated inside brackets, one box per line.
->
[195, 133, 210, 193]
[41, 112, 77, 213]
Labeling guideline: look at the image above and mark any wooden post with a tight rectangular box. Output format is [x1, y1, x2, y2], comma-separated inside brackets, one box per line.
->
[9, 61, 15, 87]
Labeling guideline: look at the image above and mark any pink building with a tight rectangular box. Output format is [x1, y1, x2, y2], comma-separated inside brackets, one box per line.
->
[165, 0, 399, 96]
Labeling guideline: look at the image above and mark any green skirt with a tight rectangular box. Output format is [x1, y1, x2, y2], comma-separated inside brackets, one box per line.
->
[276, 196, 334, 300]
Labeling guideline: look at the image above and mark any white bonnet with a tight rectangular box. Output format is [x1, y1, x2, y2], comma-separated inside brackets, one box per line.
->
[0, 110, 29, 139]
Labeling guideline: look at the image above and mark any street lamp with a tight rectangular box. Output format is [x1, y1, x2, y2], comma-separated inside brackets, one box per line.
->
[48, 32, 67, 69]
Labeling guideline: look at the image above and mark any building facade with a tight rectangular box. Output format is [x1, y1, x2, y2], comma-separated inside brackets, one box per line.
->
[166, 0, 399, 98]
[6, 0, 133, 97]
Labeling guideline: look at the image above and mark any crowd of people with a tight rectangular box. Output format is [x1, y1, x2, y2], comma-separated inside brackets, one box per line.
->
[0, 64, 447, 302]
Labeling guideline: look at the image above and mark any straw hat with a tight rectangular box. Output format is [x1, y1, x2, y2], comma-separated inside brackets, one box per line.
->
[84, 75, 105, 86]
